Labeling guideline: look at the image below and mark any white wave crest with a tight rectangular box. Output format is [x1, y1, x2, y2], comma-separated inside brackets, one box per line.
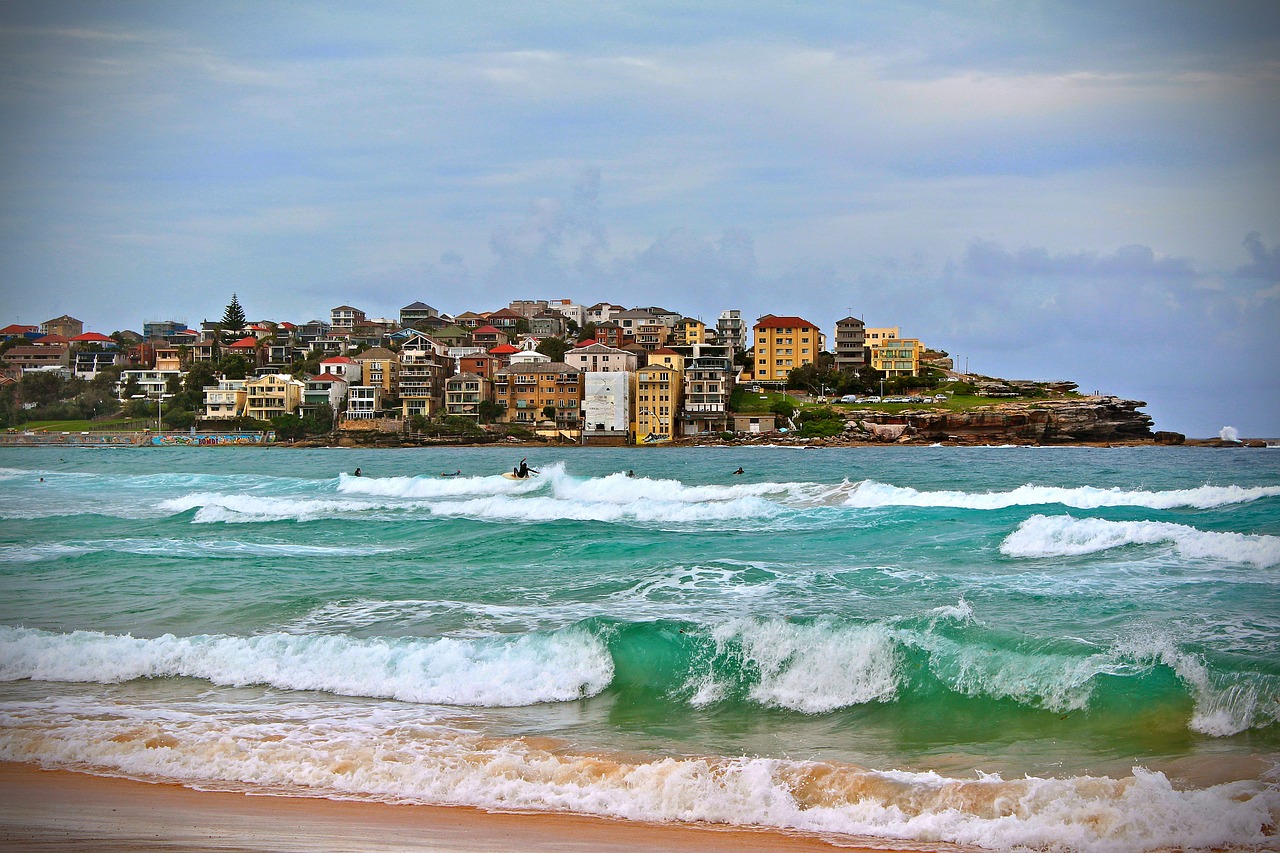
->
[159, 492, 390, 523]
[0, 698, 1274, 853]
[844, 480, 1280, 510]
[0, 538, 403, 563]
[1002, 515, 1280, 567]
[697, 619, 901, 713]
[0, 625, 613, 707]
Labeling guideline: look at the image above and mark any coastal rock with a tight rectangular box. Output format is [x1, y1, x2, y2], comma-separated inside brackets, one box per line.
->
[1154, 431, 1185, 445]
[849, 397, 1154, 445]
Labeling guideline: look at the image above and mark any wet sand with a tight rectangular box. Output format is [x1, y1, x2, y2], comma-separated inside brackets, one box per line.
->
[0, 762, 891, 852]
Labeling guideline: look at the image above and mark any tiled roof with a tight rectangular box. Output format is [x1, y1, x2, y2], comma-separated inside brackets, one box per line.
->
[755, 315, 818, 330]
[488, 344, 520, 354]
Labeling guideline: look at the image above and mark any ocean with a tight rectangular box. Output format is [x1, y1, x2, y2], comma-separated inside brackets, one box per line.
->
[1, 445, 1277, 851]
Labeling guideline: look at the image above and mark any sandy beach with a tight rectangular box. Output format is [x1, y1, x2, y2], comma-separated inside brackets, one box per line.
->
[0, 762, 884, 852]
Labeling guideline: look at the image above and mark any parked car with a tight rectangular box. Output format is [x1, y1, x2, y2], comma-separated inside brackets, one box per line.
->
[865, 396, 881, 403]
[840, 395, 860, 403]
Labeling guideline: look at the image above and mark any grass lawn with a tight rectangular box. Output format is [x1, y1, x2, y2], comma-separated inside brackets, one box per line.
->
[15, 417, 154, 432]
[728, 388, 802, 414]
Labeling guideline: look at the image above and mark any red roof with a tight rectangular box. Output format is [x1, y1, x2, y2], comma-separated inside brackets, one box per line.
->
[71, 332, 114, 343]
[309, 373, 346, 383]
[650, 347, 680, 355]
[229, 336, 258, 347]
[321, 356, 354, 363]
[755, 315, 819, 330]
[33, 334, 69, 345]
[0, 324, 36, 335]
[574, 338, 598, 347]
[473, 325, 502, 335]
[280, 322, 296, 329]
[488, 344, 520, 354]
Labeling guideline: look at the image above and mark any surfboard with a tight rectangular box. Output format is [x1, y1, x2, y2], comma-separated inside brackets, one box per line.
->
[502, 472, 536, 480]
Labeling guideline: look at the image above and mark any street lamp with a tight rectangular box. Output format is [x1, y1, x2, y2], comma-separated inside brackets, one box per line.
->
[132, 390, 173, 432]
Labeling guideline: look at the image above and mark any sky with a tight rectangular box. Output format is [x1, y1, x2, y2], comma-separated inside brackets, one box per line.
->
[1, 1, 1277, 437]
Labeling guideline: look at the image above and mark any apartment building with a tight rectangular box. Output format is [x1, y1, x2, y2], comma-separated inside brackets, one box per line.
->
[444, 373, 491, 419]
[834, 316, 867, 371]
[716, 310, 746, 352]
[492, 362, 583, 427]
[398, 333, 452, 418]
[750, 315, 820, 384]
[243, 374, 304, 421]
[870, 338, 923, 377]
[565, 342, 638, 374]
[203, 378, 248, 420]
[633, 363, 681, 443]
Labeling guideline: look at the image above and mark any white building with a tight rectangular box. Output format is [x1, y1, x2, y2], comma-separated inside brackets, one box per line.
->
[582, 372, 632, 436]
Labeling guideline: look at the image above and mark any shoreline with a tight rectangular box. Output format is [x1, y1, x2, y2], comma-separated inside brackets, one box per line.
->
[0, 762, 894, 853]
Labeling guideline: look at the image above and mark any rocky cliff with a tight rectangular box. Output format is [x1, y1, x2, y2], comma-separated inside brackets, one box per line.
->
[845, 396, 1157, 445]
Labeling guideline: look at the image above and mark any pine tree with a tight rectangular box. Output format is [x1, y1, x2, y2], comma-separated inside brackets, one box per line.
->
[220, 294, 247, 336]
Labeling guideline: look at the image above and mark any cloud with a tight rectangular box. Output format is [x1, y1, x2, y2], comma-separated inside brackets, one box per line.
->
[1234, 232, 1280, 281]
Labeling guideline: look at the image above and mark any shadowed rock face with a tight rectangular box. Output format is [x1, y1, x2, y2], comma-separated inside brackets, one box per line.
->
[851, 397, 1155, 444]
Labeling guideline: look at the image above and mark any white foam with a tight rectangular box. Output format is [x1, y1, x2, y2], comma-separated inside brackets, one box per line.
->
[0, 697, 1275, 852]
[0, 538, 403, 563]
[689, 619, 900, 713]
[844, 480, 1280, 511]
[0, 625, 613, 707]
[159, 492, 392, 523]
[1001, 514, 1280, 567]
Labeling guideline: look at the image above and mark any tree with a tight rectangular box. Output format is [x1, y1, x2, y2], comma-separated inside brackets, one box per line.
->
[577, 322, 597, 343]
[536, 336, 570, 362]
[219, 354, 250, 380]
[477, 400, 504, 424]
[220, 294, 247, 339]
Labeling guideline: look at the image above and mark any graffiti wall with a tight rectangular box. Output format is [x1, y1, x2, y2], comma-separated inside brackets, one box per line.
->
[149, 432, 275, 446]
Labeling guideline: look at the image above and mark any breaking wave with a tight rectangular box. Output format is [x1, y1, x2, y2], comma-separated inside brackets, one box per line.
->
[843, 481, 1280, 510]
[0, 697, 1275, 853]
[1002, 514, 1280, 567]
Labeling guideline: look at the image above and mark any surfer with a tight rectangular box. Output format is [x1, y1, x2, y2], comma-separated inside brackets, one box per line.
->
[627, 470, 636, 478]
[732, 467, 744, 475]
[353, 468, 361, 477]
[514, 458, 537, 479]
[441, 469, 461, 477]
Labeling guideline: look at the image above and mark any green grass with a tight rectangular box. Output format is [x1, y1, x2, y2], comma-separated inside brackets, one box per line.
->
[14, 417, 155, 432]
[728, 388, 802, 413]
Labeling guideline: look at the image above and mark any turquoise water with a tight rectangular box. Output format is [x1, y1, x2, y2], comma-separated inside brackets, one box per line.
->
[1, 445, 1278, 850]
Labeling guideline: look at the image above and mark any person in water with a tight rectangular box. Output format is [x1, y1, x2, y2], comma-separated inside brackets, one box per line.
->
[353, 468, 362, 477]
[514, 458, 537, 479]
[442, 469, 461, 477]
[732, 467, 744, 475]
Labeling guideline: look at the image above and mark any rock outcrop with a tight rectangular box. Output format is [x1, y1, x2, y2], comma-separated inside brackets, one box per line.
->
[847, 397, 1155, 444]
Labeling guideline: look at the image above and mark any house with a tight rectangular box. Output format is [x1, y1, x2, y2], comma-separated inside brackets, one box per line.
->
[226, 336, 262, 367]
[507, 299, 549, 319]
[471, 325, 509, 349]
[457, 353, 497, 379]
[0, 324, 39, 340]
[397, 333, 451, 418]
[676, 318, 706, 347]
[592, 321, 632, 349]
[750, 315, 820, 385]
[41, 315, 83, 338]
[330, 305, 366, 334]
[546, 299, 584, 328]
[5, 345, 70, 373]
[400, 301, 439, 329]
[584, 302, 623, 325]
[564, 342, 638, 374]
[634, 319, 669, 351]
[429, 325, 473, 348]
[487, 343, 520, 367]
[243, 374, 305, 421]
[154, 346, 183, 372]
[353, 347, 399, 397]
[633, 363, 681, 443]
[444, 373, 492, 419]
[834, 317, 867, 371]
[530, 310, 567, 339]
[69, 333, 120, 379]
[491, 362, 582, 427]
[344, 386, 382, 420]
[302, 373, 348, 415]
[453, 311, 487, 329]
[118, 367, 183, 400]
[319, 356, 362, 384]
[203, 378, 248, 420]
[485, 308, 524, 334]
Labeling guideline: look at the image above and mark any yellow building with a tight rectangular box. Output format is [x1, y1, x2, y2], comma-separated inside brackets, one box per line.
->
[750, 315, 820, 384]
[492, 362, 583, 428]
[243, 374, 305, 420]
[632, 363, 682, 443]
[353, 347, 400, 397]
[676, 318, 705, 347]
[648, 348, 685, 373]
[864, 327, 900, 350]
[870, 338, 923, 377]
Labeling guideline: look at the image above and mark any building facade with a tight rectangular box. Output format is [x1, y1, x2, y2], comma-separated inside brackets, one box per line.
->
[834, 316, 867, 371]
[750, 315, 820, 384]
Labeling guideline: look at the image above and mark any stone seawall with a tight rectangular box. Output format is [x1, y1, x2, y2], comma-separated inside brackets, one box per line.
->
[847, 396, 1156, 444]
